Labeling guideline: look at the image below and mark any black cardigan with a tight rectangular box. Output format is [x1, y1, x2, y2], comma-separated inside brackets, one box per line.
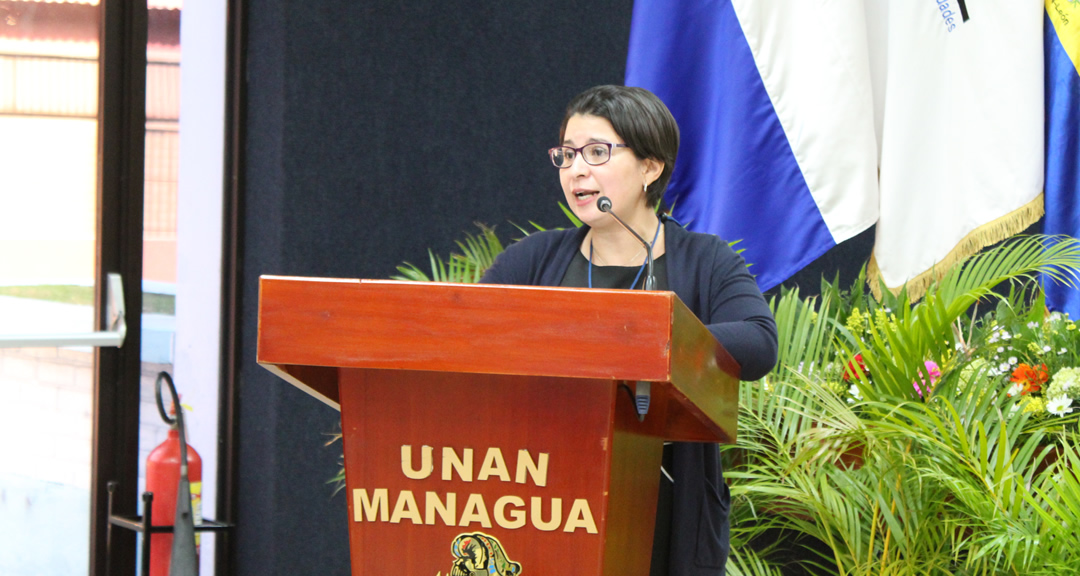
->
[481, 220, 778, 575]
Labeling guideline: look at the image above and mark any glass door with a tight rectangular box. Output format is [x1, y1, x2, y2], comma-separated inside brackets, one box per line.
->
[0, 1, 103, 574]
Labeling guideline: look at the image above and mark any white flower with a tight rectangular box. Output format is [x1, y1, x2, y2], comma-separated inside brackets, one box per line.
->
[848, 384, 862, 401]
[1007, 382, 1025, 397]
[1001, 331, 1012, 340]
[1060, 348, 1068, 355]
[1050, 312, 1064, 322]
[1051, 368, 1080, 392]
[999, 362, 1011, 372]
[1009, 403, 1022, 418]
[1043, 346, 1052, 353]
[997, 347, 1005, 353]
[1047, 396, 1074, 417]
[1027, 321, 1040, 329]
[989, 333, 1000, 344]
[1009, 356, 1018, 365]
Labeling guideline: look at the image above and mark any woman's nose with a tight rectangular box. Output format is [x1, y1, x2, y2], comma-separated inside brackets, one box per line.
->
[566, 153, 590, 176]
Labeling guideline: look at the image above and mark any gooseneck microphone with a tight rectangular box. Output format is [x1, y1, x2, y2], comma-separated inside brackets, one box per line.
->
[596, 196, 656, 290]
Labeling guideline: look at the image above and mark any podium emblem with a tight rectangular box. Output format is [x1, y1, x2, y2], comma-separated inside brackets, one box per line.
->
[446, 532, 522, 576]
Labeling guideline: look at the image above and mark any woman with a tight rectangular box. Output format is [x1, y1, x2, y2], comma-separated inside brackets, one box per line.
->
[481, 85, 778, 576]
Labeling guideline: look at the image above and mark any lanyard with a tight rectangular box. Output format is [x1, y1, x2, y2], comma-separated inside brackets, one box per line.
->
[588, 219, 662, 289]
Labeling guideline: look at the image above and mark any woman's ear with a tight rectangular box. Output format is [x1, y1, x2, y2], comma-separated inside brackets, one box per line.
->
[642, 158, 664, 187]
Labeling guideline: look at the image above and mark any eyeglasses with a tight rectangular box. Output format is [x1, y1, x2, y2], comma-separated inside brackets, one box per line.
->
[548, 142, 630, 169]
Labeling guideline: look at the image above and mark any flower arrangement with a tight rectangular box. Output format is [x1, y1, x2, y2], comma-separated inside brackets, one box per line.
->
[1045, 366, 1080, 416]
[975, 305, 1080, 420]
[835, 305, 944, 401]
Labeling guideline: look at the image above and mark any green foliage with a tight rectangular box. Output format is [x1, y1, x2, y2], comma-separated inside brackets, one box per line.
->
[557, 201, 584, 228]
[390, 202, 586, 283]
[842, 236, 1080, 404]
[768, 287, 839, 381]
[730, 234, 1080, 574]
[392, 223, 507, 283]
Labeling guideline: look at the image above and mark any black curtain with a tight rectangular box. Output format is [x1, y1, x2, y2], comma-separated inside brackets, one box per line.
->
[238, 2, 635, 574]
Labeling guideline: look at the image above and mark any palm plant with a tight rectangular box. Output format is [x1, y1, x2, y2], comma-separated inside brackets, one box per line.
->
[843, 235, 1080, 403]
[726, 234, 1080, 575]
[392, 223, 507, 283]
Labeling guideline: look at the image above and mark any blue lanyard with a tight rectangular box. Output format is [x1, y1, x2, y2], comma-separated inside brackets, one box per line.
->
[588, 219, 663, 289]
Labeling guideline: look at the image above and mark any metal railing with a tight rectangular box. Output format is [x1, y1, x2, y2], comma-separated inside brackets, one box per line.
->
[0, 272, 127, 348]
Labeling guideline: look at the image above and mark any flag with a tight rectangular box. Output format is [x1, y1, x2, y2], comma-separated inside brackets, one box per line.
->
[1042, 0, 1080, 318]
[625, 0, 879, 292]
[868, 1, 1045, 297]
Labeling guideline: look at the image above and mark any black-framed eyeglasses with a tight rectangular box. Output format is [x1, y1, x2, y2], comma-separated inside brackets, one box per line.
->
[548, 142, 630, 169]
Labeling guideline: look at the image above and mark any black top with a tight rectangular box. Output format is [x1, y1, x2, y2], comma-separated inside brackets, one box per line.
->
[560, 250, 669, 291]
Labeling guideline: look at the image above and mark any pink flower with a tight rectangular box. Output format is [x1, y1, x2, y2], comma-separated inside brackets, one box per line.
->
[913, 360, 941, 397]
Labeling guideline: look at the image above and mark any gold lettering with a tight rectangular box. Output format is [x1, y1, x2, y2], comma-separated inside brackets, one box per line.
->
[425, 491, 456, 526]
[458, 493, 492, 528]
[442, 447, 473, 482]
[477, 447, 510, 482]
[401, 445, 434, 480]
[390, 490, 422, 524]
[530, 496, 561, 531]
[493, 495, 526, 529]
[563, 499, 598, 533]
[353, 488, 388, 522]
[515, 450, 549, 487]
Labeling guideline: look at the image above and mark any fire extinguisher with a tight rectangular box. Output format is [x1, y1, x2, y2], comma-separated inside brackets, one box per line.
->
[146, 372, 202, 576]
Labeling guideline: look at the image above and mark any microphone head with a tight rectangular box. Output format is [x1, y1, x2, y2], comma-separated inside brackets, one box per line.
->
[596, 196, 613, 213]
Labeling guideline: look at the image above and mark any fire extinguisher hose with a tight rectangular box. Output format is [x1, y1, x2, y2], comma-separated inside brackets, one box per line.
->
[155, 371, 198, 576]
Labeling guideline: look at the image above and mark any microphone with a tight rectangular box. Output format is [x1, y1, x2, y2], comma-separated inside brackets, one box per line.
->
[596, 196, 656, 290]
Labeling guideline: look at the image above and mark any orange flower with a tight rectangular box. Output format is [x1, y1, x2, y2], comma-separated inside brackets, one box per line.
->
[1009, 363, 1048, 395]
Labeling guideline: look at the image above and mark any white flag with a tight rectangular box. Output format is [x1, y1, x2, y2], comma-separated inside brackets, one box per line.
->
[869, 0, 1045, 297]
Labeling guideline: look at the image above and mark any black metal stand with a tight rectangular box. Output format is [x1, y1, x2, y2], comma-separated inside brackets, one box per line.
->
[106, 481, 233, 576]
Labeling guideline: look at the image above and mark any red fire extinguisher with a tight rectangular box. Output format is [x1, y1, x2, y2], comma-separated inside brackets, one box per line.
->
[147, 372, 202, 576]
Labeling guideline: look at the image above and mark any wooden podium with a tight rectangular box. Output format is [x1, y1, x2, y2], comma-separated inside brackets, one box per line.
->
[257, 277, 739, 576]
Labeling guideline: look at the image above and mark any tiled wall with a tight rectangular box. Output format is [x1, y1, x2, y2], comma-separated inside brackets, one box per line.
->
[0, 347, 172, 490]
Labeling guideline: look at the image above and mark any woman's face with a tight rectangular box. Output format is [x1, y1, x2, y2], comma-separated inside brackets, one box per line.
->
[559, 114, 659, 229]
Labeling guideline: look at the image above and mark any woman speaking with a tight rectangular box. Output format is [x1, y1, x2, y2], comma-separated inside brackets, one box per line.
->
[481, 85, 778, 576]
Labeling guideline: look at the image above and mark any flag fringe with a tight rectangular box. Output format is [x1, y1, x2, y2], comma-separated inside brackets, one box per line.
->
[868, 193, 1045, 302]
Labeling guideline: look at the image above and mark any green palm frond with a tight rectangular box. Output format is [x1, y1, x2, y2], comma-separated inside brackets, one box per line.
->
[769, 287, 839, 381]
[1023, 435, 1080, 568]
[557, 201, 584, 227]
[392, 223, 505, 283]
[854, 380, 1080, 574]
[725, 547, 784, 576]
[845, 235, 1080, 402]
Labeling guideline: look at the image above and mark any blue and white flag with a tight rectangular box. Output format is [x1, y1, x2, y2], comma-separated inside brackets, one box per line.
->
[626, 0, 879, 292]
[629, 1, 1048, 298]
[1043, 0, 1080, 318]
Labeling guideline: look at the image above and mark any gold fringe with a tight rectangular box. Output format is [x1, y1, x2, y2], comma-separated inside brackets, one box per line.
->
[868, 193, 1045, 302]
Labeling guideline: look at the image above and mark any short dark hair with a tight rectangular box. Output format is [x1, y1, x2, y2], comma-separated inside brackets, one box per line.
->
[559, 85, 679, 208]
